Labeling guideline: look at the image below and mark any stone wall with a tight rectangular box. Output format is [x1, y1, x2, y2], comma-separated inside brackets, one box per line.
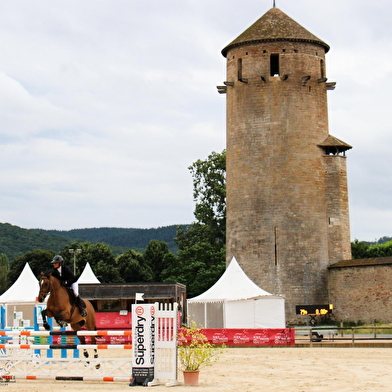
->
[328, 259, 392, 323]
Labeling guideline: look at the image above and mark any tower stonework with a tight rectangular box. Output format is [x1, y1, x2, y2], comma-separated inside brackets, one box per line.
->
[220, 8, 352, 322]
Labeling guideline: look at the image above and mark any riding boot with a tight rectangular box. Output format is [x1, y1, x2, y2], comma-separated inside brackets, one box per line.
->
[76, 296, 87, 317]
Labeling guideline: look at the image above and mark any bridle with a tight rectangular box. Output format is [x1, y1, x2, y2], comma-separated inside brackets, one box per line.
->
[38, 275, 54, 300]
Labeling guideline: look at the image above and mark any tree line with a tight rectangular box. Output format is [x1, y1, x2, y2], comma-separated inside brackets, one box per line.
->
[351, 239, 392, 259]
[0, 223, 186, 261]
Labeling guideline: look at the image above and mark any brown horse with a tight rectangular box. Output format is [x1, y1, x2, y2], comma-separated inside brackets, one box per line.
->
[38, 272, 99, 364]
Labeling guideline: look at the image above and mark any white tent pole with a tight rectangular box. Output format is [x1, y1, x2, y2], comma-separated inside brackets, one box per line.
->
[223, 301, 226, 328]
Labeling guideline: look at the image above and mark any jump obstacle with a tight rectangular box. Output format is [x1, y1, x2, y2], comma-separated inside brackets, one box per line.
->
[0, 302, 178, 385]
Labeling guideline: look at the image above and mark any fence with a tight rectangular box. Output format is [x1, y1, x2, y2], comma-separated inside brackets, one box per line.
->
[0, 302, 179, 385]
[295, 326, 392, 346]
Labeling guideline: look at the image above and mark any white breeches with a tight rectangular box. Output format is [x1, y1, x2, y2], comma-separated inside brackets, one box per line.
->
[71, 282, 79, 297]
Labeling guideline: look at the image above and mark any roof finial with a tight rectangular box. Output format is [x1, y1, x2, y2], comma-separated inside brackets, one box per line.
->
[273, 0, 276, 7]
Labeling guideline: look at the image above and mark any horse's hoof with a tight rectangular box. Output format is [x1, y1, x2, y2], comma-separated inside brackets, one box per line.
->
[43, 322, 50, 331]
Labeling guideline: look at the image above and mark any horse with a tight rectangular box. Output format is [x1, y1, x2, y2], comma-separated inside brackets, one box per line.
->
[37, 272, 99, 366]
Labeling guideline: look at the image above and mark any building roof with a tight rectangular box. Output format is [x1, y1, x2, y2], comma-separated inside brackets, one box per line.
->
[79, 282, 186, 300]
[329, 257, 392, 269]
[222, 7, 330, 57]
[318, 134, 353, 154]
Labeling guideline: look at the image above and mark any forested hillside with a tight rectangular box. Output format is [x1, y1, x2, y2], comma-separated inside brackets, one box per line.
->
[0, 223, 70, 260]
[0, 223, 188, 261]
[38, 225, 187, 254]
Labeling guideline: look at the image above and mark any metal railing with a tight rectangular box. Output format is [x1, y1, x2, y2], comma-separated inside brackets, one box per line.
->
[294, 326, 392, 346]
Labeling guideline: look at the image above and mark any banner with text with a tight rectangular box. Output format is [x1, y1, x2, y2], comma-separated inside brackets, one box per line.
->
[131, 304, 156, 386]
[179, 328, 295, 346]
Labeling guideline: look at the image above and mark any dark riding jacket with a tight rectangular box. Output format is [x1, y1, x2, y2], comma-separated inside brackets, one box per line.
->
[52, 265, 77, 287]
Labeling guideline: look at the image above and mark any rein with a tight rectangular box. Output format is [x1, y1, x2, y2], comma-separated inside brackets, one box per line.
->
[39, 276, 60, 298]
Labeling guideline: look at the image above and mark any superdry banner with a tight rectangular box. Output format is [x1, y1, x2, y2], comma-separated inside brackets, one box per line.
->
[131, 304, 156, 386]
[179, 328, 294, 346]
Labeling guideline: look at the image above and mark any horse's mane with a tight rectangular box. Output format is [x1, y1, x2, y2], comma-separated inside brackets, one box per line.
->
[42, 271, 65, 287]
[41, 271, 75, 304]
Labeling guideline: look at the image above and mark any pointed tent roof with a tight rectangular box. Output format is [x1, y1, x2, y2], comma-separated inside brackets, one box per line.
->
[0, 263, 39, 303]
[78, 262, 100, 284]
[188, 257, 279, 303]
[222, 7, 329, 57]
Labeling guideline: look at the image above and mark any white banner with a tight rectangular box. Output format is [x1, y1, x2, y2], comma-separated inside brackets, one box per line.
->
[131, 304, 156, 386]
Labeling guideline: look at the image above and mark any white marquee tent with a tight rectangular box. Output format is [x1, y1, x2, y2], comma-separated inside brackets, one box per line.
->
[0, 263, 39, 327]
[78, 262, 101, 284]
[187, 257, 286, 328]
[0, 262, 39, 303]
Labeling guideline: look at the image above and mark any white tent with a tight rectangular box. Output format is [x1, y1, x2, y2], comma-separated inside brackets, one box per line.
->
[78, 262, 100, 284]
[0, 263, 39, 327]
[0, 263, 39, 303]
[187, 257, 286, 328]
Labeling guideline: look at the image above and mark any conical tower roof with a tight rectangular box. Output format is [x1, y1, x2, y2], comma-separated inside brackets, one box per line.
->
[222, 7, 329, 57]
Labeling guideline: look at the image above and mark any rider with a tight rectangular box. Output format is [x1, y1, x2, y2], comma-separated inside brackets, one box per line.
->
[51, 255, 87, 317]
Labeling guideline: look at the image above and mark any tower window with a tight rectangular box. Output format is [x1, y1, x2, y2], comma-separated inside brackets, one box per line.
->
[237, 58, 243, 80]
[270, 54, 279, 76]
[320, 59, 325, 78]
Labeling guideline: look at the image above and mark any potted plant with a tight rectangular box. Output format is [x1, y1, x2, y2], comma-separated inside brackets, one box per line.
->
[177, 320, 224, 386]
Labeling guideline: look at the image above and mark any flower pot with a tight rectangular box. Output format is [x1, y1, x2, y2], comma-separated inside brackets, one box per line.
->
[183, 370, 200, 386]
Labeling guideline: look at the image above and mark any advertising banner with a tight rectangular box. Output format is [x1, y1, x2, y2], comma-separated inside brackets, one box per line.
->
[179, 328, 295, 346]
[131, 304, 156, 386]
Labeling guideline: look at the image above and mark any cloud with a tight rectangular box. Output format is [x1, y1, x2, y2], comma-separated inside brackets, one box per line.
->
[0, 0, 390, 243]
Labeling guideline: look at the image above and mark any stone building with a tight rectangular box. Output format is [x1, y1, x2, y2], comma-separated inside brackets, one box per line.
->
[218, 6, 352, 323]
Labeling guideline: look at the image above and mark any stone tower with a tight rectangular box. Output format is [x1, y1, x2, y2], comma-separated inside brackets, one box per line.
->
[219, 7, 352, 322]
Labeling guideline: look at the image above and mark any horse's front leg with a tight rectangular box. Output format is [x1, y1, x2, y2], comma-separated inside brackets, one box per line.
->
[79, 335, 100, 370]
[41, 309, 51, 331]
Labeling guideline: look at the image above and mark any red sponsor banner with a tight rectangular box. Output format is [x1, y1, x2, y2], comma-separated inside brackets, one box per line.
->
[96, 312, 131, 329]
[95, 312, 132, 344]
[179, 328, 295, 346]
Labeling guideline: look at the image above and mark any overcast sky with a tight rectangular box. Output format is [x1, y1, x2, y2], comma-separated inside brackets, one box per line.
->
[0, 0, 391, 242]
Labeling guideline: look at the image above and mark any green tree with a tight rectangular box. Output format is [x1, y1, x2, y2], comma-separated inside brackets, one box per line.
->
[163, 150, 226, 297]
[351, 240, 369, 259]
[116, 250, 154, 283]
[61, 242, 116, 279]
[94, 260, 123, 283]
[0, 254, 9, 294]
[367, 240, 392, 258]
[189, 150, 226, 247]
[143, 240, 172, 281]
[163, 225, 226, 297]
[8, 249, 55, 285]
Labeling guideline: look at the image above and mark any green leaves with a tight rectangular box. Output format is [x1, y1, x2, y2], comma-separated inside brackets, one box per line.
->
[351, 239, 392, 259]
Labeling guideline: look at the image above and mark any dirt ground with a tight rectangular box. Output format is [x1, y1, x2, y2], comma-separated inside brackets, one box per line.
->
[2, 347, 392, 392]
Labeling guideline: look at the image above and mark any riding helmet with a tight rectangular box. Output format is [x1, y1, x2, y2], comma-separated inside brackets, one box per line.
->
[51, 255, 64, 264]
